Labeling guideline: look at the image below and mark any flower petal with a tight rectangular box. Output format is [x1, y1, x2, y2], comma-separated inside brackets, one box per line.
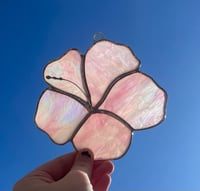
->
[85, 40, 140, 106]
[35, 89, 88, 144]
[100, 72, 167, 130]
[73, 113, 132, 160]
[44, 50, 87, 101]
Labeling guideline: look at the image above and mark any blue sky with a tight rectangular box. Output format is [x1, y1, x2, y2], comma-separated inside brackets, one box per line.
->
[1, 0, 200, 190]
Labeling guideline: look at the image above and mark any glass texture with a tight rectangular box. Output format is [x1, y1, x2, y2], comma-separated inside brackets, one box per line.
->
[73, 113, 132, 160]
[44, 50, 87, 101]
[100, 72, 166, 130]
[85, 40, 140, 105]
[35, 39, 167, 160]
[35, 90, 88, 144]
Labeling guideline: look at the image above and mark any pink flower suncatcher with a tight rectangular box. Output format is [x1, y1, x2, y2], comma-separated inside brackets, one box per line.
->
[35, 37, 167, 160]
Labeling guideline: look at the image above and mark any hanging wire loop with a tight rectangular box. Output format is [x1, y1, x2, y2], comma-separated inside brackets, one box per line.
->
[93, 32, 106, 42]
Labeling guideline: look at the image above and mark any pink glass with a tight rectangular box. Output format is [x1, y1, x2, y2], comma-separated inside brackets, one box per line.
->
[35, 39, 167, 160]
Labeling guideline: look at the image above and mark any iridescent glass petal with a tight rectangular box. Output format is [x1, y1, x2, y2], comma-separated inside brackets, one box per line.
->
[35, 90, 88, 144]
[44, 50, 87, 101]
[85, 40, 140, 105]
[100, 73, 167, 130]
[73, 113, 132, 160]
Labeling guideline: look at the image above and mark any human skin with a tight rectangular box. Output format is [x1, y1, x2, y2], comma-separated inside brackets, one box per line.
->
[13, 150, 114, 191]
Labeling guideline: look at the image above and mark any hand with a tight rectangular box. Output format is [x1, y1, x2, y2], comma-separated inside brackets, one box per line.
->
[13, 150, 114, 191]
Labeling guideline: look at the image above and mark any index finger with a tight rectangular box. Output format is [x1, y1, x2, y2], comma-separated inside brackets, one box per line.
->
[32, 151, 77, 181]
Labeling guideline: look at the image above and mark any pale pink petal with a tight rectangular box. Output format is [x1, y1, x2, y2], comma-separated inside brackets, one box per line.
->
[100, 73, 167, 130]
[73, 113, 132, 160]
[85, 40, 140, 106]
[35, 90, 88, 144]
[44, 50, 87, 101]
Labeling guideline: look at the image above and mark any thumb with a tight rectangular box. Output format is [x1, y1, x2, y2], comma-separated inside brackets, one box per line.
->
[50, 150, 94, 191]
[71, 149, 94, 179]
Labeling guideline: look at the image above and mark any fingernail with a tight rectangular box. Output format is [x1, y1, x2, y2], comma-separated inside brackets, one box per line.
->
[81, 151, 91, 158]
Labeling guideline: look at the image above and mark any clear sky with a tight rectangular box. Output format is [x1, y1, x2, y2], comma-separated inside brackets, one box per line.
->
[1, 0, 200, 190]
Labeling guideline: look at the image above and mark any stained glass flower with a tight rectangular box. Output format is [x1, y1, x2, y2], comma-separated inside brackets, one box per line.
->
[35, 39, 167, 160]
